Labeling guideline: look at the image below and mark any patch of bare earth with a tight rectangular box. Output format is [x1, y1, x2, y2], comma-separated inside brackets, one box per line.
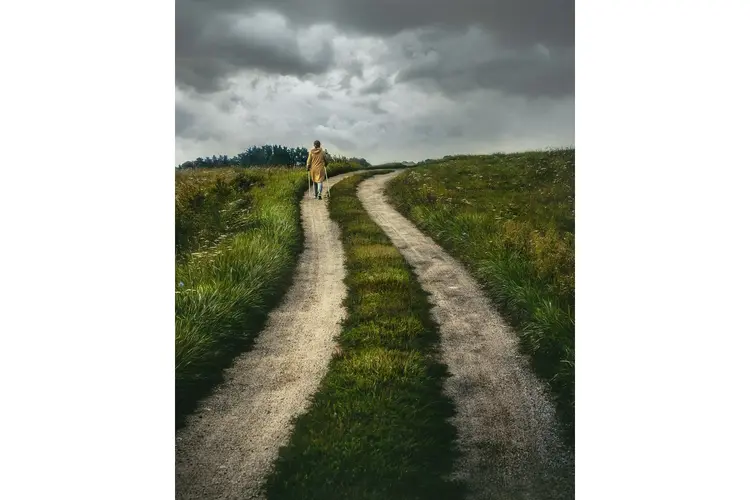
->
[358, 172, 574, 500]
[175, 172, 358, 500]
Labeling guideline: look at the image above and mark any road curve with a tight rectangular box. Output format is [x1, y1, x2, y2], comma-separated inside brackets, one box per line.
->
[357, 171, 574, 500]
[175, 171, 358, 500]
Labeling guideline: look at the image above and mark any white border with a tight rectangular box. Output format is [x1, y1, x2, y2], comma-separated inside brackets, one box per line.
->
[578, 0, 750, 498]
[1, 0, 175, 498]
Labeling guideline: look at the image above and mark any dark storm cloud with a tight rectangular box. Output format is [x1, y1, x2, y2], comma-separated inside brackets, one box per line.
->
[394, 35, 574, 98]
[208, 0, 573, 47]
[176, 0, 335, 92]
[177, 0, 573, 98]
[175, 0, 574, 164]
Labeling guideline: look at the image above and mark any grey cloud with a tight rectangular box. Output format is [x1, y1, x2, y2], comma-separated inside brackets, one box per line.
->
[328, 137, 358, 151]
[175, 105, 194, 136]
[345, 60, 365, 79]
[413, 124, 434, 137]
[359, 76, 391, 95]
[176, 0, 335, 92]
[175, 0, 574, 164]
[177, 1, 573, 99]
[391, 28, 573, 98]
[175, 80, 573, 166]
[397, 48, 574, 98]
[174, 114, 224, 142]
[446, 125, 464, 138]
[338, 74, 355, 90]
[413, 122, 464, 141]
[218, 0, 573, 48]
[368, 101, 387, 115]
[354, 99, 388, 115]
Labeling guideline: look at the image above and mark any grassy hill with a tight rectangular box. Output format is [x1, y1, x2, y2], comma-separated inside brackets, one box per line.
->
[174, 148, 576, 444]
[174, 163, 358, 427]
[386, 148, 575, 443]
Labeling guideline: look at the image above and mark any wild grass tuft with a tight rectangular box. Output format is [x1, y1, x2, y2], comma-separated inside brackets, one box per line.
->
[175, 164, 358, 427]
[386, 148, 575, 444]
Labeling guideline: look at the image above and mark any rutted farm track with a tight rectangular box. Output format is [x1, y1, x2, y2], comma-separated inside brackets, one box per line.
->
[176, 169, 573, 499]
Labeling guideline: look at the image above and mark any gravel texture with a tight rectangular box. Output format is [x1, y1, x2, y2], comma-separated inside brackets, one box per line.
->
[358, 172, 574, 500]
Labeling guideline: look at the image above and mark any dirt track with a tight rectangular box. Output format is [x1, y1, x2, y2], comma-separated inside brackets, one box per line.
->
[175, 169, 574, 499]
[175, 172, 357, 500]
[358, 172, 574, 500]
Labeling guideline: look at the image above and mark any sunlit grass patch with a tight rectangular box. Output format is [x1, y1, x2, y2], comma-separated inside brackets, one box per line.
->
[349, 267, 411, 287]
[339, 317, 428, 351]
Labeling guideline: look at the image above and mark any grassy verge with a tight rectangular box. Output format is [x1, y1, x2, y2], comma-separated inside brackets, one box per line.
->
[264, 172, 464, 500]
[386, 149, 575, 444]
[175, 164, 357, 428]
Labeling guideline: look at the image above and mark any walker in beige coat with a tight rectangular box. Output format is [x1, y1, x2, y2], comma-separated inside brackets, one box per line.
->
[306, 145, 330, 199]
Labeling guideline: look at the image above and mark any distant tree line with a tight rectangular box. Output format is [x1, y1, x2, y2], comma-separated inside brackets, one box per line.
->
[176, 144, 371, 169]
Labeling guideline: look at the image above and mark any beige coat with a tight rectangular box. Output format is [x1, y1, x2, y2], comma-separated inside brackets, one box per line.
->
[306, 147, 328, 182]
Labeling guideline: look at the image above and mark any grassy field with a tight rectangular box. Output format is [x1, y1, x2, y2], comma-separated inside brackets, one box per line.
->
[386, 148, 575, 443]
[264, 172, 464, 500]
[175, 163, 357, 427]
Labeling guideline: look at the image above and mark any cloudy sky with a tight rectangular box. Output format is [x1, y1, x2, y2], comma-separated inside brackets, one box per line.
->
[175, 0, 574, 165]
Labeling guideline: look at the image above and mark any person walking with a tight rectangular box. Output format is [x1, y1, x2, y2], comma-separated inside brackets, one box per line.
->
[306, 140, 328, 200]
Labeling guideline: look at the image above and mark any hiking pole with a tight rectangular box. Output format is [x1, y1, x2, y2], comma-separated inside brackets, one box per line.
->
[308, 169, 312, 199]
[324, 166, 330, 198]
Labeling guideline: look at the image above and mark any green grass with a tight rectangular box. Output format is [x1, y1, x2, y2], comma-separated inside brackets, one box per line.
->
[386, 148, 575, 444]
[175, 164, 358, 428]
[264, 172, 464, 500]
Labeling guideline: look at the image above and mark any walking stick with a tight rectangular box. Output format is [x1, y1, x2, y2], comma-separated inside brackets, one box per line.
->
[324, 166, 330, 198]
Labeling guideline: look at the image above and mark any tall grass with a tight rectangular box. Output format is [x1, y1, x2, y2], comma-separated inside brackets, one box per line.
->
[386, 148, 575, 443]
[264, 172, 463, 500]
[175, 164, 357, 427]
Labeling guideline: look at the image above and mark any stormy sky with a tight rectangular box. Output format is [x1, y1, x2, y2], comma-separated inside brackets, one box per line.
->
[175, 0, 574, 165]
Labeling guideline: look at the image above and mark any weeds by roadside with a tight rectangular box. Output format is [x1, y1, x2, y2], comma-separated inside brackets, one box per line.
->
[175, 164, 357, 428]
[386, 149, 575, 444]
